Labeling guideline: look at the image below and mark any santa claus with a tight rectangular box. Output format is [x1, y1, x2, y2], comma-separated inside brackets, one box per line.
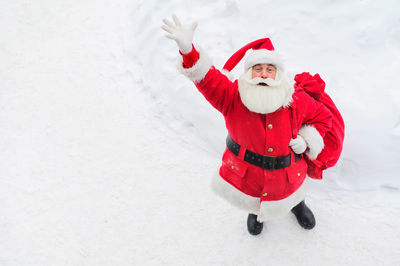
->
[162, 15, 332, 235]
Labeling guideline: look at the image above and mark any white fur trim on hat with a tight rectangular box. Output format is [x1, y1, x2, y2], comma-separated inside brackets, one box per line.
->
[176, 47, 212, 83]
[244, 49, 284, 71]
[298, 125, 325, 160]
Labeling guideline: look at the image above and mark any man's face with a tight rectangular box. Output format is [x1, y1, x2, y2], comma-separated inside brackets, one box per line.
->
[251, 64, 277, 80]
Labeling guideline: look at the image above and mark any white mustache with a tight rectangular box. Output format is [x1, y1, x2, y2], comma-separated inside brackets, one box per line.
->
[248, 77, 281, 87]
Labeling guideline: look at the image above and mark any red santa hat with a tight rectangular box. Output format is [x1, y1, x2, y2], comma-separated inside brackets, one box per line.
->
[223, 37, 284, 74]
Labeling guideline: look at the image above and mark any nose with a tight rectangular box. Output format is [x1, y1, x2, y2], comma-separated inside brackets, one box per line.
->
[260, 69, 268, 78]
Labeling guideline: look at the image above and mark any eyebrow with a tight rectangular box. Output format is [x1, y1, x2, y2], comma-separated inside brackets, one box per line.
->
[253, 64, 276, 68]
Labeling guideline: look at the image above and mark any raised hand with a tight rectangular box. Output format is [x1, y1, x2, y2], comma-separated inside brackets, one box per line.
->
[161, 14, 197, 54]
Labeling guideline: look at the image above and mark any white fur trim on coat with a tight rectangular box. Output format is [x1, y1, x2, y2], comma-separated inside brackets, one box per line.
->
[257, 179, 307, 222]
[221, 69, 235, 82]
[176, 47, 212, 83]
[211, 169, 308, 222]
[244, 49, 284, 71]
[298, 125, 325, 160]
[211, 169, 260, 214]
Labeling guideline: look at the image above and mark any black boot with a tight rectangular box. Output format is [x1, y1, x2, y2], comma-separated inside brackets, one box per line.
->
[247, 214, 263, 235]
[291, 201, 316, 230]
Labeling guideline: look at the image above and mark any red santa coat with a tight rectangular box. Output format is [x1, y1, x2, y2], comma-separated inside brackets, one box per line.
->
[177, 47, 333, 220]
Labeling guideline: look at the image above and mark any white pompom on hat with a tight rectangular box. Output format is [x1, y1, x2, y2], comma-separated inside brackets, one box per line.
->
[223, 37, 284, 74]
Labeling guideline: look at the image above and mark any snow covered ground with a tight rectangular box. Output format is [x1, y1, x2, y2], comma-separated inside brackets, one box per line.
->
[1, 0, 399, 265]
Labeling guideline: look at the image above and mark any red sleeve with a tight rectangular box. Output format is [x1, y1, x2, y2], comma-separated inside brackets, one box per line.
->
[180, 44, 199, 68]
[300, 92, 333, 137]
[194, 67, 237, 116]
[177, 46, 236, 116]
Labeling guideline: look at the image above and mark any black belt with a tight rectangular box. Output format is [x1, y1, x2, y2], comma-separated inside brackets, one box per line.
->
[226, 134, 300, 171]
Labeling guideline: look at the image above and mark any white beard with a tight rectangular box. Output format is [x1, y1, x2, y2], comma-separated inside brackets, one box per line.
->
[238, 68, 294, 114]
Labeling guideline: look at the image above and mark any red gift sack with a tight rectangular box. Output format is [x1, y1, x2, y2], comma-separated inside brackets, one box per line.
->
[293, 72, 345, 179]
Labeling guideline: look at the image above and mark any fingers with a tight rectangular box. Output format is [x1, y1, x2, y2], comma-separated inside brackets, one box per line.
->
[162, 14, 197, 45]
[163, 15, 197, 32]
[172, 14, 181, 26]
[292, 143, 301, 150]
[292, 146, 302, 153]
[161, 25, 173, 34]
[289, 138, 305, 152]
[162, 18, 174, 28]
[165, 34, 177, 40]
[191, 21, 198, 32]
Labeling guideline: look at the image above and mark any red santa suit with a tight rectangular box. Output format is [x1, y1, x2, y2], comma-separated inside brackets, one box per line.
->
[177, 40, 332, 221]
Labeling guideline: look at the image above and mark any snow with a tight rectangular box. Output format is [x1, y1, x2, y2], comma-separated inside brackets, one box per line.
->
[0, 0, 399, 265]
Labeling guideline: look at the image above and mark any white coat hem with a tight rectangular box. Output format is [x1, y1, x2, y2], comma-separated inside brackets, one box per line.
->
[211, 169, 308, 222]
[211, 169, 260, 214]
[257, 179, 308, 222]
